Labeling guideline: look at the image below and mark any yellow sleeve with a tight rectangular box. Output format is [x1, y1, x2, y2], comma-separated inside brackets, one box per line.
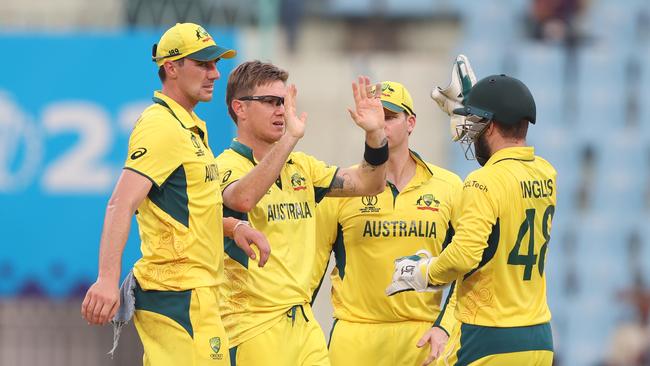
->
[216, 151, 250, 193]
[123, 114, 183, 187]
[434, 281, 458, 335]
[293, 152, 338, 203]
[310, 197, 340, 298]
[215, 151, 253, 220]
[428, 170, 499, 285]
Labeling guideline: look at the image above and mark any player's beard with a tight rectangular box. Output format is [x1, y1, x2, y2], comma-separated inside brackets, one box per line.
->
[474, 132, 491, 166]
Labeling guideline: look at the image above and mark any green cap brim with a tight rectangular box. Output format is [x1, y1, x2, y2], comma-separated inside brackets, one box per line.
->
[453, 105, 493, 119]
[382, 101, 405, 114]
[187, 45, 237, 61]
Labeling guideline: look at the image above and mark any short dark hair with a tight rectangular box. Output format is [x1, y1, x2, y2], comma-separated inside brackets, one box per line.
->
[226, 60, 289, 124]
[494, 119, 529, 139]
[157, 59, 185, 82]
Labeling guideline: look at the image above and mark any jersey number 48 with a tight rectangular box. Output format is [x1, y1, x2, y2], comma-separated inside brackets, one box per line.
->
[507, 205, 555, 281]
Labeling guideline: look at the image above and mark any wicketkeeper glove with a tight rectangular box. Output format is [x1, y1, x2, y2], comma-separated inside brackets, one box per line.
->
[385, 250, 447, 296]
[430, 54, 477, 141]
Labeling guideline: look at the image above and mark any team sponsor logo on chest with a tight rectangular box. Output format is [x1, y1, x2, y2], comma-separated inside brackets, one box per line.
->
[267, 201, 313, 221]
[359, 195, 380, 213]
[290, 173, 307, 191]
[416, 194, 440, 212]
[362, 220, 437, 238]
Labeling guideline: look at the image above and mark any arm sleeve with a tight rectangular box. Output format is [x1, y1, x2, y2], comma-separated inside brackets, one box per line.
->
[123, 115, 182, 187]
[295, 152, 339, 203]
[428, 171, 499, 285]
[216, 152, 251, 193]
[310, 197, 340, 296]
[216, 151, 254, 220]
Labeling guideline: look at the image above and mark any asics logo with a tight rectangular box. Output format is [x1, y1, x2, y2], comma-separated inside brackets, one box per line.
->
[130, 147, 147, 160]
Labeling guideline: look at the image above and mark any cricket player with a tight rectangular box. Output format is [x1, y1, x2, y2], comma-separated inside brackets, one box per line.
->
[80, 23, 272, 365]
[311, 81, 463, 366]
[387, 73, 557, 365]
[216, 60, 389, 365]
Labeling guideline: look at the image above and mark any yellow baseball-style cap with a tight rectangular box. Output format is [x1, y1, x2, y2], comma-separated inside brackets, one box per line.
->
[152, 23, 237, 66]
[379, 81, 415, 116]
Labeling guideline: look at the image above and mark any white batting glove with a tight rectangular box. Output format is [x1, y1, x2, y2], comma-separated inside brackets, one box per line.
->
[430, 54, 477, 141]
[386, 250, 445, 296]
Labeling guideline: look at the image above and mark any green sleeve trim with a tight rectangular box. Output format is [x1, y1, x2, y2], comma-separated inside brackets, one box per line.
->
[147, 165, 190, 228]
[433, 281, 455, 335]
[310, 258, 331, 306]
[317, 167, 340, 201]
[464, 219, 500, 280]
[432, 324, 450, 337]
[123, 167, 159, 189]
[442, 222, 455, 250]
[332, 224, 346, 279]
[328, 318, 339, 348]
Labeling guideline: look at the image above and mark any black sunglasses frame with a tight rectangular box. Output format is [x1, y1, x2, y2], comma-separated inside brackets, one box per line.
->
[238, 95, 285, 107]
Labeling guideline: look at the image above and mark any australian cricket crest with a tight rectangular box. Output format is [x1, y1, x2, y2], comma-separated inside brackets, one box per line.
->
[416, 194, 440, 212]
[209, 337, 223, 360]
[291, 173, 307, 191]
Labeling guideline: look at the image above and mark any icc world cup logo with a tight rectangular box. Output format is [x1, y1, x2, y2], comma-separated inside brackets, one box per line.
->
[360, 195, 380, 213]
[361, 195, 378, 206]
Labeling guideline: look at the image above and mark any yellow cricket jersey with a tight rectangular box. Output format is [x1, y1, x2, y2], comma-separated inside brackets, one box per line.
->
[312, 152, 462, 332]
[427, 146, 557, 327]
[125, 91, 224, 291]
[215, 140, 338, 347]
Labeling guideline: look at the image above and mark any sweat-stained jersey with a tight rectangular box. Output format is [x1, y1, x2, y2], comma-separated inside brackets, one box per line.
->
[215, 140, 338, 347]
[125, 91, 225, 291]
[427, 146, 557, 327]
[312, 151, 462, 332]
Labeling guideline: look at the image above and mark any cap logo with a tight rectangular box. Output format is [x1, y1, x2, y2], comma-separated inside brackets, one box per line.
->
[381, 83, 395, 93]
[381, 82, 395, 97]
[195, 26, 212, 43]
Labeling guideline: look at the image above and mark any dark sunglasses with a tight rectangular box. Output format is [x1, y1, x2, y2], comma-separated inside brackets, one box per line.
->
[238, 95, 285, 107]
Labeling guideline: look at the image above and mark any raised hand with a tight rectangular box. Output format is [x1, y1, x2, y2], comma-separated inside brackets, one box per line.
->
[284, 83, 307, 140]
[348, 76, 385, 135]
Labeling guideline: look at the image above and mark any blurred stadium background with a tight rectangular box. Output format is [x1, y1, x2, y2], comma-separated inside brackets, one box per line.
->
[0, 0, 648, 365]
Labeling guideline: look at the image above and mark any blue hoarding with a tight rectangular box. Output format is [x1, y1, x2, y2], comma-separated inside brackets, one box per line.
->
[0, 30, 238, 297]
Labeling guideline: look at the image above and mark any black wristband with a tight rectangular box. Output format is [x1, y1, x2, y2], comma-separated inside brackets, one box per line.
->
[364, 141, 389, 166]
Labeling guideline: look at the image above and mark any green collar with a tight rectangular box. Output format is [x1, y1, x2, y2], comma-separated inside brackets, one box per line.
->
[152, 91, 199, 129]
[229, 139, 256, 164]
[409, 150, 434, 176]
